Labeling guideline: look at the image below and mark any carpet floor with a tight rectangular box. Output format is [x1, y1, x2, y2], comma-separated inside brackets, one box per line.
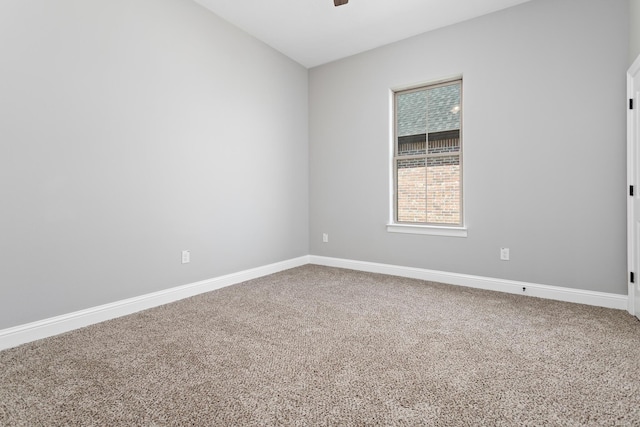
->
[1, 265, 639, 426]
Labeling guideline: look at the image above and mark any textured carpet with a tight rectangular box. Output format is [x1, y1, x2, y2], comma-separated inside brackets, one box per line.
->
[1, 265, 639, 426]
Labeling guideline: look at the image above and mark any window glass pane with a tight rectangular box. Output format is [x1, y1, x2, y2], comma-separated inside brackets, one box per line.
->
[394, 79, 462, 227]
[426, 155, 460, 224]
[397, 158, 426, 223]
[428, 130, 460, 155]
[427, 83, 460, 134]
[398, 134, 426, 156]
[397, 91, 427, 137]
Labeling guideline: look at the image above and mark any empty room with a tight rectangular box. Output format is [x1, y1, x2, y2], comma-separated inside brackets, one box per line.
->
[1, 0, 639, 424]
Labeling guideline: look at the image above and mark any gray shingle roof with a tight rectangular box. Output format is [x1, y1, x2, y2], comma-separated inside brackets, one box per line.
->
[397, 83, 460, 137]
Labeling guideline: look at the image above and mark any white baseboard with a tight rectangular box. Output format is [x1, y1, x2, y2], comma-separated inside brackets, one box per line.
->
[0, 256, 310, 351]
[1, 254, 628, 351]
[310, 256, 628, 310]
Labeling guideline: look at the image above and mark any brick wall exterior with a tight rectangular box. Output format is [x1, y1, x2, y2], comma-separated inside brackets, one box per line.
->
[397, 161, 460, 224]
[398, 165, 427, 222]
[396, 134, 461, 225]
[426, 159, 460, 224]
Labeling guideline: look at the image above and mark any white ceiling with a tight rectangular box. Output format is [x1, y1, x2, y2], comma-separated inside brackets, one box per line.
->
[192, 0, 533, 68]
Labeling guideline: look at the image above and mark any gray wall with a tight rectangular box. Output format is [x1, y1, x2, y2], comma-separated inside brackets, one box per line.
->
[309, 0, 629, 294]
[0, 0, 309, 329]
[632, 0, 640, 64]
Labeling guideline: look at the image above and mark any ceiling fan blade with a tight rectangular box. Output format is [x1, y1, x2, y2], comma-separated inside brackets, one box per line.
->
[334, 0, 348, 6]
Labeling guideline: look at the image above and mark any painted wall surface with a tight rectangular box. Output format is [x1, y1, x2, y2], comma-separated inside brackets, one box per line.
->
[0, 0, 309, 329]
[309, 0, 629, 294]
[632, 0, 640, 64]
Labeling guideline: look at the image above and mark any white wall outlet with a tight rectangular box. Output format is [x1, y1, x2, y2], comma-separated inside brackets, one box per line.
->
[500, 247, 510, 261]
[182, 250, 190, 264]
[322, 233, 329, 243]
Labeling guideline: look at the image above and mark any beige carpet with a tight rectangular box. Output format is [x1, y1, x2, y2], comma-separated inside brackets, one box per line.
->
[1, 265, 639, 426]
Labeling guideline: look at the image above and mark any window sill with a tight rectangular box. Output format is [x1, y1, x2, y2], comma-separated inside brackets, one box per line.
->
[386, 223, 468, 238]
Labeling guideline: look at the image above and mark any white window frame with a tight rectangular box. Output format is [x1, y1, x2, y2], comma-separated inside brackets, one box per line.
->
[387, 77, 467, 238]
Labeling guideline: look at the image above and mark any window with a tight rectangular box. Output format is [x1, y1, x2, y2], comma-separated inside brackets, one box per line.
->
[392, 79, 463, 232]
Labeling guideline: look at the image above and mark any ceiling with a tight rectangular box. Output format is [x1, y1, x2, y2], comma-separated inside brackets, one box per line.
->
[192, 0, 533, 68]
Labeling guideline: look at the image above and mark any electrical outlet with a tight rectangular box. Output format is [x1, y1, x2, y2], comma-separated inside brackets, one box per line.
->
[322, 233, 329, 243]
[500, 247, 510, 261]
[182, 250, 190, 264]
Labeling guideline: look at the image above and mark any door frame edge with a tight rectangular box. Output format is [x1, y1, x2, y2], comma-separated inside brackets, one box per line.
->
[626, 55, 640, 315]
